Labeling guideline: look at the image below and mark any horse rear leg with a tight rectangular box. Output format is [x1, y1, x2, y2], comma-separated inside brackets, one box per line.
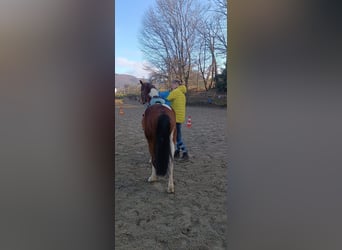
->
[148, 162, 158, 182]
[167, 130, 175, 193]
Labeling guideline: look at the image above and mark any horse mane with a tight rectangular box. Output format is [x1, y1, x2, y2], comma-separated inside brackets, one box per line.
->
[146, 82, 156, 90]
[140, 80, 155, 88]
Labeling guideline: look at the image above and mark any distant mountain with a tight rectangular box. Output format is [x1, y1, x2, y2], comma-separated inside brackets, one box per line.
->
[115, 74, 143, 89]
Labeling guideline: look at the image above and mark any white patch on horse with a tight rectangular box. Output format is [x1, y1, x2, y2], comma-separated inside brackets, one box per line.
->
[162, 104, 172, 110]
[149, 88, 159, 98]
[167, 130, 175, 193]
[148, 161, 158, 182]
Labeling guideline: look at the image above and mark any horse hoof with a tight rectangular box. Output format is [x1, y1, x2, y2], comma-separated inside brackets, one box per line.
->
[167, 187, 175, 193]
[148, 176, 157, 182]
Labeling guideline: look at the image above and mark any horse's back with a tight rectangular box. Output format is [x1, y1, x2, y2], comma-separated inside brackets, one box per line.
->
[143, 104, 176, 136]
[144, 104, 175, 122]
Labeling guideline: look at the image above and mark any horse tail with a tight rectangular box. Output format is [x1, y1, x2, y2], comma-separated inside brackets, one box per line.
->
[154, 114, 171, 176]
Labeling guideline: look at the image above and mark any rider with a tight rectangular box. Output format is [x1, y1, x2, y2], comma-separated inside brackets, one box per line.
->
[148, 88, 166, 106]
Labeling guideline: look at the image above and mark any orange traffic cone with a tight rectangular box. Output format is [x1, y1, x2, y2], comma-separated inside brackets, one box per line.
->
[186, 116, 192, 128]
[119, 106, 124, 115]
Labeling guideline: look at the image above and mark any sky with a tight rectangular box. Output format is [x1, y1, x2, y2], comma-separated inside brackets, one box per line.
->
[115, 0, 156, 78]
[115, 0, 225, 78]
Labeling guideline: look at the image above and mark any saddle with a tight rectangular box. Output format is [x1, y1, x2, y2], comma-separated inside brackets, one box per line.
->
[150, 97, 172, 111]
[149, 96, 166, 105]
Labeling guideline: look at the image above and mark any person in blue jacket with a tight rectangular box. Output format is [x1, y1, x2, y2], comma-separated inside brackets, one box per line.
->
[159, 90, 171, 106]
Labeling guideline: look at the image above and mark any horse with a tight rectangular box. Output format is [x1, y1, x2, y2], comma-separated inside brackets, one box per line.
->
[140, 80, 177, 193]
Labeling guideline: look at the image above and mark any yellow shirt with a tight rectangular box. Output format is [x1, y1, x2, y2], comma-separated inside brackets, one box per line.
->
[167, 85, 187, 123]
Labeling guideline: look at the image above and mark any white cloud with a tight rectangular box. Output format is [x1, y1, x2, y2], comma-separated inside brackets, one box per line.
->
[115, 57, 152, 79]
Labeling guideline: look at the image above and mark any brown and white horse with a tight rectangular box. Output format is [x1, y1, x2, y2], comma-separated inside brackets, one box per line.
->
[140, 80, 177, 193]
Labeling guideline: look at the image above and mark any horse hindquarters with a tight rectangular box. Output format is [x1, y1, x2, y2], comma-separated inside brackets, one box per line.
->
[154, 114, 171, 176]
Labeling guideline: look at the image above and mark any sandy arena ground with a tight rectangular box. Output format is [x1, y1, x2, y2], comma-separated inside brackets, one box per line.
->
[115, 98, 228, 249]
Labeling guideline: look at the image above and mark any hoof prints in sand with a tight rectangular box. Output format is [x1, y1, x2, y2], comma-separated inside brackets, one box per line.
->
[115, 103, 228, 250]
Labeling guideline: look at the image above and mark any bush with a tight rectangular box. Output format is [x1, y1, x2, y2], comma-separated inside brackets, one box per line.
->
[215, 67, 227, 93]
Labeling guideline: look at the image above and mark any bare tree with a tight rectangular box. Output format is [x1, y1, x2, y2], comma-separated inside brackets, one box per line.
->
[139, 0, 205, 89]
[212, 0, 227, 17]
[212, 0, 227, 54]
[196, 7, 221, 90]
[195, 0, 227, 91]
[197, 24, 216, 90]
